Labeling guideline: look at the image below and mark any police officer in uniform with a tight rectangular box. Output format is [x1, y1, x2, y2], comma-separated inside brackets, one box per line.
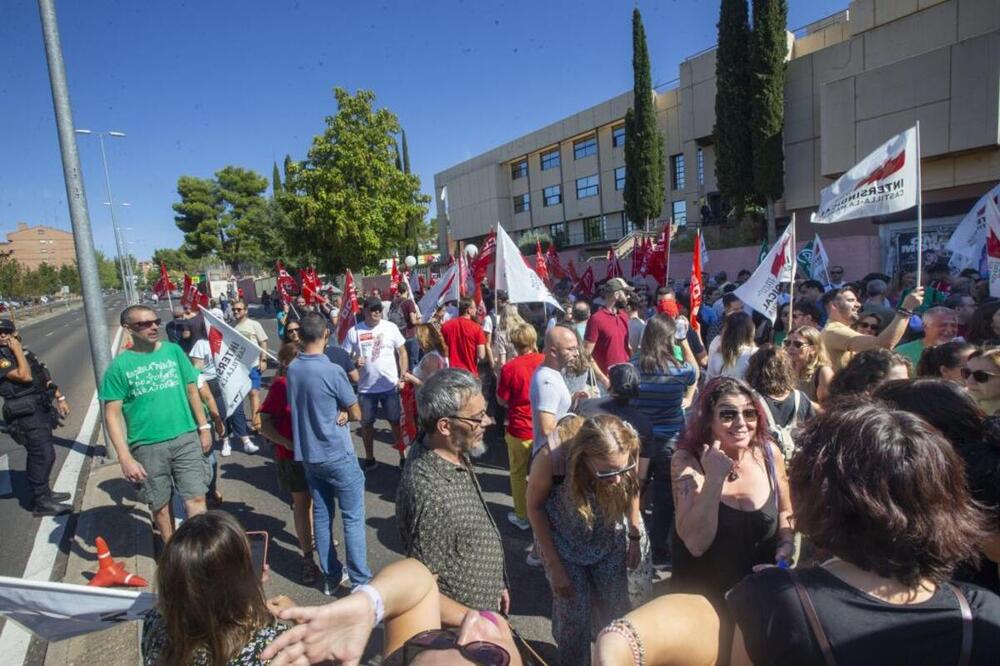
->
[0, 318, 72, 516]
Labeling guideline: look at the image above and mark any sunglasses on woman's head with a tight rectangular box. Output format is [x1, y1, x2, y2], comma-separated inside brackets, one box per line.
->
[961, 367, 1000, 383]
[782, 339, 808, 349]
[717, 408, 759, 424]
[402, 629, 510, 666]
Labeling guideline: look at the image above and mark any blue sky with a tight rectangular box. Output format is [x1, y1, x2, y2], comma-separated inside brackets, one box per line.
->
[1, 0, 844, 260]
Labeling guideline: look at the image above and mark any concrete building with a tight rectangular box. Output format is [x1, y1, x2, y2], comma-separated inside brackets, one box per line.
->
[0, 222, 77, 270]
[434, 0, 1000, 278]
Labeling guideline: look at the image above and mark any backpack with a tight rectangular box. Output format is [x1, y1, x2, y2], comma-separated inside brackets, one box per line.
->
[761, 390, 802, 461]
[387, 301, 407, 331]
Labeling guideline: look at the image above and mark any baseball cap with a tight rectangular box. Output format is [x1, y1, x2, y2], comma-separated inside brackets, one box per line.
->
[604, 277, 634, 294]
[0, 319, 14, 333]
[364, 296, 383, 311]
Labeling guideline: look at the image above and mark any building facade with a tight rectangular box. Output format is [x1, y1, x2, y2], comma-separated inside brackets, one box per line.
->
[0, 222, 77, 270]
[434, 0, 1000, 274]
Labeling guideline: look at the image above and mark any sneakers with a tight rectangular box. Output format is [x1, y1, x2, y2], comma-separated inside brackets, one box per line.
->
[525, 550, 543, 567]
[241, 438, 260, 454]
[507, 512, 531, 531]
[220, 442, 232, 457]
[361, 457, 378, 472]
[323, 571, 352, 596]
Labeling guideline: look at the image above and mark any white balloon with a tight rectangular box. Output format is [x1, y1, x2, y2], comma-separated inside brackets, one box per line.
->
[404, 255, 417, 268]
[465, 244, 479, 259]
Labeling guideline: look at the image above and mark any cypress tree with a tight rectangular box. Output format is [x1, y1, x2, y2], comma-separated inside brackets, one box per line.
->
[272, 161, 282, 195]
[624, 7, 665, 231]
[283, 154, 293, 187]
[394, 140, 403, 171]
[750, 0, 788, 242]
[714, 0, 754, 218]
[400, 128, 412, 174]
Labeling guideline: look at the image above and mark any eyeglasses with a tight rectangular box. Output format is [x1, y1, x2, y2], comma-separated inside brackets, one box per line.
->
[961, 368, 1000, 383]
[286, 328, 300, 335]
[401, 629, 510, 665]
[854, 321, 879, 332]
[717, 408, 759, 424]
[782, 339, 809, 349]
[128, 318, 161, 330]
[448, 412, 489, 428]
[593, 460, 637, 479]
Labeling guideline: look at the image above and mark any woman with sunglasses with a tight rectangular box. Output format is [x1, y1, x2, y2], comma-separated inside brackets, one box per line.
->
[916, 339, 975, 382]
[852, 311, 884, 336]
[964, 348, 1000, 415]
[782, 326, 833, 404]
[670, 377, 793, 665]
[262, 557, 525, 666]
[527, 414, 642, 665]
[282, 321, 302, 345]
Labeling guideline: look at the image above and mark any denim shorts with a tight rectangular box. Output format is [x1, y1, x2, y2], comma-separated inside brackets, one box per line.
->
[359, 389, 401, 426]
[249, 367, 262, 390]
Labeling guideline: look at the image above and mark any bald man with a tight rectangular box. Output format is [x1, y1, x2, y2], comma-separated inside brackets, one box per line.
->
[529, 325, 578, 454]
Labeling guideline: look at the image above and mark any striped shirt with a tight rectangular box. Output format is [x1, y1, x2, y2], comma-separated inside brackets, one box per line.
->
[631, 357, 697, 447]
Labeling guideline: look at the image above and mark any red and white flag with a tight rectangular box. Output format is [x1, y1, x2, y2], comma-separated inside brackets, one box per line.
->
[495, 224, 561, 309]
[389, 258, 401, 297]
[418, 262, 461, 322]
[566, 258, 580, 283]
[984, 197, 1000, 298]
[545, 244, 567, 281]
[472, 230, 497, 285]
[572, 266, 595, 299]
[734, 224, 795, 322]
[812, 126, 918, 224]
[605, 247, 624, 280]
[535, 240, 550, 285]
[275, 261, 298, 304]
[153, 263, 175, 299]
[690, 231, 704, 332]
[947, 182, 1000, 272]
[336, 270, 361, 345]
[200, 306, 266, 416]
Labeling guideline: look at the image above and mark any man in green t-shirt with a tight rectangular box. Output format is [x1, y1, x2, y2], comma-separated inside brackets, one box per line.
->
[101, 305, 212, 541]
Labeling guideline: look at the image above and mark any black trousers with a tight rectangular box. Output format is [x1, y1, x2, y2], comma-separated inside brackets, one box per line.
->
[11, 413, 57, 504]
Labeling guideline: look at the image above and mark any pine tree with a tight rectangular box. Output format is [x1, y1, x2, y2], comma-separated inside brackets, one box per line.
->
[714, 0, 754, 219]
[623, 8, 665, 231]
[750, 0, 788, 242]
[272, 161, 282, 195]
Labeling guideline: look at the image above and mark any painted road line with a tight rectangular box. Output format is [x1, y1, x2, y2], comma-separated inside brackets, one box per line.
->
[0, 455, 10, 497]
[44, 331, 54, 337]
[0, 324, 123, 664]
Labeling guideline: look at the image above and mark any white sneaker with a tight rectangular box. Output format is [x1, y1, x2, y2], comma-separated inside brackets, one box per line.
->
[526, 551, 543, 567]
[507, 512, 530, 531]
[242, 438, 260, 454]
[220, 442, 232, 457]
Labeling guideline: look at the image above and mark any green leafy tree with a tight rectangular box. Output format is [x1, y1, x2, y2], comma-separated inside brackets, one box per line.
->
[58, 264, 80, 293]
[0, 251, 25, 299]
[714, 0, 755, 219]
[623, 8, 665, 231]
[34, 262, 60, 295]
[280, 88, 430, 274]
[95, 250, 122, 289]
[750, 0, 788, 242]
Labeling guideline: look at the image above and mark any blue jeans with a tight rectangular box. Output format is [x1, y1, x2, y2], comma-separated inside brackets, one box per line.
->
[303, 455, 372, 586]
[404, 337, 419, 371]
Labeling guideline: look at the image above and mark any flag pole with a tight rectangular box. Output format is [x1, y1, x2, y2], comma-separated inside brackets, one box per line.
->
[788, 213, 797, 339]
[915, 120, 923, 288]
[663, 217, 673, 286]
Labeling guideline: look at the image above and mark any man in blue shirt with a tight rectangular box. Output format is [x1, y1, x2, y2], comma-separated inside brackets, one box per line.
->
[287, 312, 370, 594]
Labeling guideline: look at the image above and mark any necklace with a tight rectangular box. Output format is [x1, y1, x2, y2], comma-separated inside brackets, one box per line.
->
[727, 467, 740, 482]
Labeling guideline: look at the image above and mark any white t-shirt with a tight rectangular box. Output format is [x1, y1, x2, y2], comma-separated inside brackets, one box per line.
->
[345, 320, 406, 393]
[234, 317, 268, 348]
[707, 344, 757, 380]
[530, 365, 572, 454]
[189, 338, 217, 380]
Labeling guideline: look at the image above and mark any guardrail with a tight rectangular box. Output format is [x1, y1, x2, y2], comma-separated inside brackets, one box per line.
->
[6, 297, 81, 324]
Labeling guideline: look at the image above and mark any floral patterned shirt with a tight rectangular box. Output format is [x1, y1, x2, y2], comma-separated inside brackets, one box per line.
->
[141, 610, 287, 665]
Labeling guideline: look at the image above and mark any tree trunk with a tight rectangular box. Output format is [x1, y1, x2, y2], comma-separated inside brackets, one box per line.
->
[766, 198, 776, 244]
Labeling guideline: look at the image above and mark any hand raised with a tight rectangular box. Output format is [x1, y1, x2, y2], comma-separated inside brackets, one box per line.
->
[700, 440, 734, 483]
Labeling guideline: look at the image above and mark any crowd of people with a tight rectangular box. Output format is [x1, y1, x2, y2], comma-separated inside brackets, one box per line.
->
[97, 258, 1000, 665]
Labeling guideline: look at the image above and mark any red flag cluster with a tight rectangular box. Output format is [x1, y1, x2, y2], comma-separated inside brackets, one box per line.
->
[276, 261, 298, 304]
[605, 247, 624, 280]
[153, 262, 176, 299]
[299, 267, 327, 305]
[180, 274, 208, 309]
[337, 270, 361, 344]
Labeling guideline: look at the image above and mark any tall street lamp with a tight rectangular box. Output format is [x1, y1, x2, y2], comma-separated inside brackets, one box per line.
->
[75, 128, 132, 303]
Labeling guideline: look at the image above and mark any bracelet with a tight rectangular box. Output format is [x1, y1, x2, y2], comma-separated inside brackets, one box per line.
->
[57, 396, 66, 402]
[896, 307, 913, 318]
[599, 618, 645, 666]
[352, 584, 384, 627]
[197, 423, 211, 431]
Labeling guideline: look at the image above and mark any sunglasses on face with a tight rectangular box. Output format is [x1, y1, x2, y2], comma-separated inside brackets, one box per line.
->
[855, 321, 878, 332]
[129, 318, 161, 330]
[286, 328, 300, 335]
[717, 408, 759, 424]
[782, 339, 808, 349]
[402, 629, 510, 666]
[593, 459, 637, 479]
[961, 368, 1000, 383]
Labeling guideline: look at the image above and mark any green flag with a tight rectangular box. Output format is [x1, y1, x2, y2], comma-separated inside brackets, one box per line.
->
[797, 240, 814, 277]
[757, 239, 769, 264]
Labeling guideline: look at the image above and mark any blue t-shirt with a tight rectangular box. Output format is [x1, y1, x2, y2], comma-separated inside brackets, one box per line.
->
[631, 357, 697, 446]
[324, 344, 358, 380]
[286, 353, 358, 464]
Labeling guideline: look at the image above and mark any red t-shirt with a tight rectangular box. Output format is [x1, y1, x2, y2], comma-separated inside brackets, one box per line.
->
[496, 352, 544, 439]
[441, 316, 487, 376]
[259, 375, 294, 461]
[584, 307, 631, 373]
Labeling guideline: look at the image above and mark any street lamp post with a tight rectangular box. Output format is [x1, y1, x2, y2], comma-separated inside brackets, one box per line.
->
[75, 128, 132, 303]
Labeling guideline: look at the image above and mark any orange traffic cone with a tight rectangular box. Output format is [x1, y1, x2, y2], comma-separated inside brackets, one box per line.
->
[87, 536, 148, 587]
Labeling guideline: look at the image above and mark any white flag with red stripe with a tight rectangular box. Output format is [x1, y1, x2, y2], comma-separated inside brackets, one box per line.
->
[733, 224, 795, 322]
[418, 262, 461, 321]
[495, 224, 561, 310]
[200, 306, 265, 416]
[985, 197, 1000, 298]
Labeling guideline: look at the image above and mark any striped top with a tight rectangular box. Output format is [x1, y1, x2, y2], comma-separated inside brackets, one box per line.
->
[631, 356, 697, 445]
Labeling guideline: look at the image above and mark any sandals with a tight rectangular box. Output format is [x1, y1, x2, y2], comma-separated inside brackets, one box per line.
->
[300, 554, 320, 586]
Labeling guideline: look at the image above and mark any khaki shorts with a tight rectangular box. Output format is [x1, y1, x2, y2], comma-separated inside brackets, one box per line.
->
[131, 431, 210, 511]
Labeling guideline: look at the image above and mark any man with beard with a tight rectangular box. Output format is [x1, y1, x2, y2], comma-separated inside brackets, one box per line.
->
[584, 277, 633, 375]
[820, 286, 924, 372]
[395, 368, 508, 626]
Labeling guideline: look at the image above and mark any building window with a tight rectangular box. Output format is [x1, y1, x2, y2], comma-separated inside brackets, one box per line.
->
[540, 148, 560, 170]
[672, 200, 687, 226]
[612, 125, 625, 148]
[614, 166, 626, 191]
[543, 184, 562, 207]
[511, 159, 528, 180]
[574, 136, 597, 160]
[623, 214, 638, 235]
[513, 193, 530, 214]
[583, 216, 607, 243]
[550, 222, 568, 246]
[671, 154, 686, 190]
[576, 174, 599, 199]
[697, 147, 704, 186]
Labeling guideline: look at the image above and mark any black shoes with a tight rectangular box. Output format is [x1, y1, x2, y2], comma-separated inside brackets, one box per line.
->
[49, 491, 71, 503]
[33, 496, 72, 517]
[361, 457, 378, 472]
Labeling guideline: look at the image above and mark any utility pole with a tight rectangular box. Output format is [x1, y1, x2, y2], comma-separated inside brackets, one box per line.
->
[37, 0, 115, 459]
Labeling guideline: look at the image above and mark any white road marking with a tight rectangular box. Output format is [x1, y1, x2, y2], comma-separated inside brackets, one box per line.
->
[44, 331, 54, 337]
[0, 455, 10, 496]
[0, 324, 124, 663]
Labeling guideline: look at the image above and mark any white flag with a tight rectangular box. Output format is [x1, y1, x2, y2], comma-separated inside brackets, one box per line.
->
[0, 576, 155, 642]
[200, 306, 266, 417]
[985, 197, 1000, 298]
[947, 182, 1000, 272]
[811, 233, 831, 284]
[812, 127, 918, 224]
[495, 224, 562, 310]
[417, 262, 460, 322]
[699, 233, 709, 267]
[734, 224, 795, 322]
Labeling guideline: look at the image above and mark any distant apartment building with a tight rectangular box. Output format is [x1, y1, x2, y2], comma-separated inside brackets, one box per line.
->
[0, 222, 77, 270]
[434, 0, 1000, 275]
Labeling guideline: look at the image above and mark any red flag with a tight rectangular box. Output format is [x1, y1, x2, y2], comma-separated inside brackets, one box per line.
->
[572, 266, 595, 298]
[566, 258, 580, 283]
[180, 274, 199, 308]
[690, 231, 704, 332]
[472, 230, 497, 284]
[153, 262, 176, 298]
[276, 261, 298, 304]
[605, 247, 624, 280]
[389, 258, 401, 297]
[418, 274, 427, 293]
[301, 281, 328, 306]
[336, 270, 361, 345]
[535, 240, 550, 284]
[545, 244, 567, 281]
[631, 237, 647, 278]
